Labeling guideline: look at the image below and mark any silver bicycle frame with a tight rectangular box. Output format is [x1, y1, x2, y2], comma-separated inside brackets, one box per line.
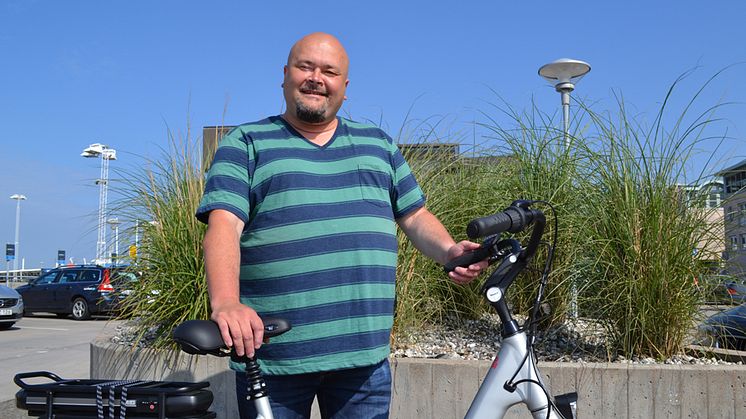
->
[254, 396, 274, 419]
[465, 331, 566, 419]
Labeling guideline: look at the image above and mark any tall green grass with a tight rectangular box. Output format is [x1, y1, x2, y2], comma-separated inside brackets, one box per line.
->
[393, 73, 728, 360]
[478, 101, 590, 326]
[394, 145, 512, 334]
[578, 79, 726, 359]
[112, 129, 209, 348]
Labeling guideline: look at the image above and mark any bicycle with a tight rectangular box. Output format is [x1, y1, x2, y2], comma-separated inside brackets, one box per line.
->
[443, 199, 577, 418]
[173, 200, 577, 419]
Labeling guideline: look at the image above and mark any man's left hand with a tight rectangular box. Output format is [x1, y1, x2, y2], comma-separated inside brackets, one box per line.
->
[446, 240, 489, 285]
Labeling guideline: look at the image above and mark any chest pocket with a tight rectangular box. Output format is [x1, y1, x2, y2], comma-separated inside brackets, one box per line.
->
[357, 164, 392, 208]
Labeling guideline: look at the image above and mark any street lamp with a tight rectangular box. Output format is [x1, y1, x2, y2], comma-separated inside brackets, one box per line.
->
[107, 217, 121, 265]
[538, 58, 591, 148]
[9, 194, 26, 281]
[81, 143, 117, 264]
[539, 59, 590, 319]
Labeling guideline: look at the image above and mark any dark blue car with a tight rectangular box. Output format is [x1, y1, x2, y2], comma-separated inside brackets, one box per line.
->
[698, 303, 746, 351]
[716, 278, 746, 304]
[16, 265, 137, 320]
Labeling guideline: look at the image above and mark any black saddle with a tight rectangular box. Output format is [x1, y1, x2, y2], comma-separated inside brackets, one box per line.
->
[172, 318, 291, 357]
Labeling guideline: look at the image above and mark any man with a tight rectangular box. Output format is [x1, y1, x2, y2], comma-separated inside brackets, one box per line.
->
[196, 32, 487, 419]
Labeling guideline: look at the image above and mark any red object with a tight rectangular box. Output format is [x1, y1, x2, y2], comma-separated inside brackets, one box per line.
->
[491, 356, 499, 369]
[97, 269, 114, 292]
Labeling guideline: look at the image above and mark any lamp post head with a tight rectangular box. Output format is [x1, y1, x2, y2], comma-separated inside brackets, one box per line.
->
[10, 194, 27, 201]
[82, 143, 105, 157]
[102, 149, 117, 161]
[538, 58, 591, 93]
[81, 143, 117, 160]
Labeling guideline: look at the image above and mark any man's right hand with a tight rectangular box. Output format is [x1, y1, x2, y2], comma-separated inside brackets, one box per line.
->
[210, 301, 265, 358]
[203, 209, 261, 357]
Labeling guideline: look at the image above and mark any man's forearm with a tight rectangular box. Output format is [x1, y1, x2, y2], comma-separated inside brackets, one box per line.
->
[203, 215, 242, 309]
[397, 207, 456, 265]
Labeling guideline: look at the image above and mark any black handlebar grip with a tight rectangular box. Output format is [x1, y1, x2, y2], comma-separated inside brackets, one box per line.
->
[467, 211, 515, 239]
[443, 246, 491, 273]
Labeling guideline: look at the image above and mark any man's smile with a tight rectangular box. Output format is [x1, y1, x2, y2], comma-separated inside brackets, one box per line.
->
[300, 86, 328, 97]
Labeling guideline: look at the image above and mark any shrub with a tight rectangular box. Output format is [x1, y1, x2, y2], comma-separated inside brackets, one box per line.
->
[579, 76, 725, 359]
[112, 130, 209, 348]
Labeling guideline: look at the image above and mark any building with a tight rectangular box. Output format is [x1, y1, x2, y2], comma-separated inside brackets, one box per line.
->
[677, 180, 725, 270]
[202, 126, 233, 171]
[202, 126, 463, 169]
[717, 159, 746, 277]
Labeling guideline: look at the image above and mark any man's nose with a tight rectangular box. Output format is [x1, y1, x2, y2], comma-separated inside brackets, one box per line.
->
[308, 68, 323, 83]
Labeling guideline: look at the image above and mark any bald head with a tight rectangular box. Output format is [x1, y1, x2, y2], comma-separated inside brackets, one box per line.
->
[282, 33, 350, 125]
[287, 32, 349, 76]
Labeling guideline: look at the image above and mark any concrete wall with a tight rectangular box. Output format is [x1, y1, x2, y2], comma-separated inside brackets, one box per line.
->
[84, 340, 746, 418]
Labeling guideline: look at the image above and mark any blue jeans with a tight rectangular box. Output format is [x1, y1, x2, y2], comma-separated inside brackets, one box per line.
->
[236, 359, 391, 419]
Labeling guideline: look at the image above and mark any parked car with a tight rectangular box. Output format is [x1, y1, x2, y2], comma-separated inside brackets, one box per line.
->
[697, 274, 746, 305]
[712, 277, 746, 305]
[0, 284, 24, 329]
[697, 303, 746, 351]
[15, 265, 137, 320]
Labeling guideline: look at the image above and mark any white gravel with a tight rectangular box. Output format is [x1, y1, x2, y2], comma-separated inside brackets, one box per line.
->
[391, 313, 743, 365]
[112, 314, 742, 366]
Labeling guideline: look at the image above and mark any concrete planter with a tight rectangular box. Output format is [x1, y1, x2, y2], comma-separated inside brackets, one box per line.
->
[91, 338, 746, 418]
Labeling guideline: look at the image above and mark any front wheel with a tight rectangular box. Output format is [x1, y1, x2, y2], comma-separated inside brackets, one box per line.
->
[71, 298, 91, 320]
[0, 322, 14, 330]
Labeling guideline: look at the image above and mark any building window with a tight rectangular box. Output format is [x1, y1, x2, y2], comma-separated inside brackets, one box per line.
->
[727, 206, 734, 221]
[725, 173, 746, 194]
[732, 236, 739, 251]
[742, 234, 746, 251]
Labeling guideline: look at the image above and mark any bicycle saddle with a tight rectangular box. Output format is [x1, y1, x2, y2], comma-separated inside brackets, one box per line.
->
[172, 318, 292, 357]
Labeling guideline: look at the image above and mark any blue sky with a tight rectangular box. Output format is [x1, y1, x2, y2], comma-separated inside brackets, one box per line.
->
[1, 1, 745, 268]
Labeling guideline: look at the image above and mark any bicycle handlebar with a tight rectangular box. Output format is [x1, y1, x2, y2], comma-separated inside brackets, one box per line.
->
[466, 200, 541, 239]
[445, 201, 546, 273]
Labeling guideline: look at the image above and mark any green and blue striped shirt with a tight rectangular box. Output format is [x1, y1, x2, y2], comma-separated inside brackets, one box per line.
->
[196, 116, 425, 375]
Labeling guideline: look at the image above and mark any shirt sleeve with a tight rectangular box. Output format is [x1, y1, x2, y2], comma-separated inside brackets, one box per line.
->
[195, 127, 254, 224]
[387, 134, 426, 219]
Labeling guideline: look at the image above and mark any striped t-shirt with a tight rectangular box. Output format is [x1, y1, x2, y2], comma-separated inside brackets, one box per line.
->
[196, 116, 425, 375]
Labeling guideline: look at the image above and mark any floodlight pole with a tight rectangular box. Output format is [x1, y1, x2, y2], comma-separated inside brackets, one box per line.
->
[97, 153, 109, 263]
[81, 144, 117, 265]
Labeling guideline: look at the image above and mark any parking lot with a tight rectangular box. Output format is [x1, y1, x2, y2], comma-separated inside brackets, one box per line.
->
[0, 314, 123, 400]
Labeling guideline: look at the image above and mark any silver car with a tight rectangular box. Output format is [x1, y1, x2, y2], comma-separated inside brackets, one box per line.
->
[0, 284, 24, 330]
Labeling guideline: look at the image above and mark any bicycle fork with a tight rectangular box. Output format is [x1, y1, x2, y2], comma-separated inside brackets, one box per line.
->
[464, 332, 576, 419]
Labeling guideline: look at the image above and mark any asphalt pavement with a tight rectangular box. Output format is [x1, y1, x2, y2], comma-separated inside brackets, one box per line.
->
[0, 314, 123, 401]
